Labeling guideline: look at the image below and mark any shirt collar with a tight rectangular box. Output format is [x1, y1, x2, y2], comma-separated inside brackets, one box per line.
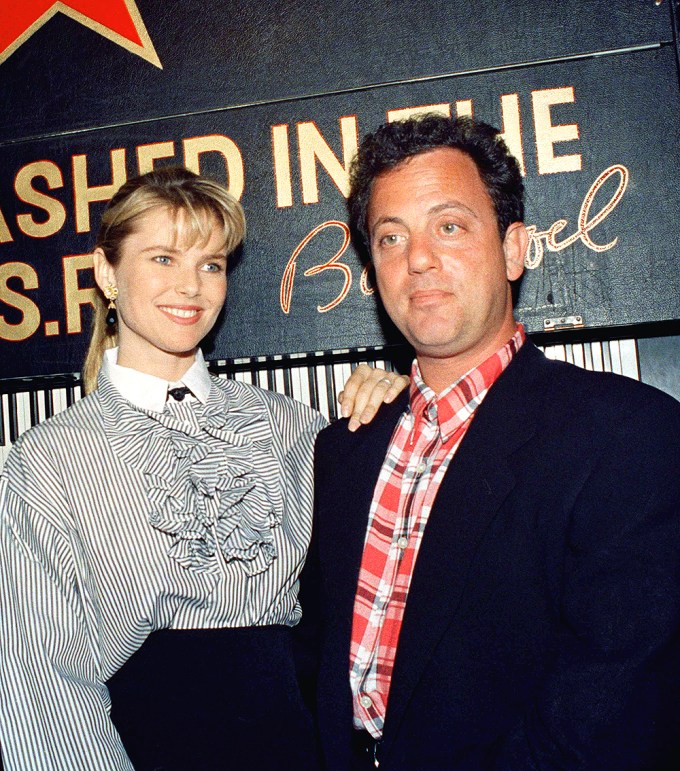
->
[409, 325, 526, 440]
[101, 348, 212, 413]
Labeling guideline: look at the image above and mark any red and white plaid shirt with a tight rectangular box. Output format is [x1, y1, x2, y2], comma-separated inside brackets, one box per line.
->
[350, 326, 525, 739]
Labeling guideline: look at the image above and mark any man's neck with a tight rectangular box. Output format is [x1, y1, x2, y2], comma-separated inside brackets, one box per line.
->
[417, 325, 521, 395]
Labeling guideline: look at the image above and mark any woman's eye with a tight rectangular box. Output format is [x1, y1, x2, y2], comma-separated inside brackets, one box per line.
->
[201, 262, 224, 273]
[153, 255, 172, 265]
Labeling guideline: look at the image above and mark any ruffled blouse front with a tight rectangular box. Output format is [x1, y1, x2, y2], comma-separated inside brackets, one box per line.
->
[98, 374, 294, 578]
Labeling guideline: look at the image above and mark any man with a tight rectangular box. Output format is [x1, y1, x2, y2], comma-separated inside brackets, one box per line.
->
[300, 115, 680, 770]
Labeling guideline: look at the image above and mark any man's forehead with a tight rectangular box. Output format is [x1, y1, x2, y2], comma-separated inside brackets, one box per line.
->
[368, 148, 486, 209]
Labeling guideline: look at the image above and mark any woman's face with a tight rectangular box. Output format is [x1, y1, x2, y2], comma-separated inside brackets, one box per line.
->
[94, 206, 228, 379]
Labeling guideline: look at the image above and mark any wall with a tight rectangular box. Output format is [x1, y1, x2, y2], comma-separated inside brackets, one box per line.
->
[1, 0, 678, 397]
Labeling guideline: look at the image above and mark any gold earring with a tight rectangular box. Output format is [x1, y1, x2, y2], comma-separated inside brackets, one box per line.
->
[104, 285, 118, 327]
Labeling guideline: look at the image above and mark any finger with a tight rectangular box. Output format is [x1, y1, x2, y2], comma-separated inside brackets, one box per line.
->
[339, 363, 373, 418]
[348, 373, 409, 431]
[349, 374, 393, 421]
[381, 374, 410, 404]
[348, 376, 400, 431]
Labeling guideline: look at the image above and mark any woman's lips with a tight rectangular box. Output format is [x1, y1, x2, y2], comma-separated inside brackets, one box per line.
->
[157, 305, 203, 324]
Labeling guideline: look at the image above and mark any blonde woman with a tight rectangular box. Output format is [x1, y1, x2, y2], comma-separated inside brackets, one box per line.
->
[0, 167, 407, 770]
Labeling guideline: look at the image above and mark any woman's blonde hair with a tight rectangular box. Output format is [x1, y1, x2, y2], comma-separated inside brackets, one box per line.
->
[82, 166, 246, 393]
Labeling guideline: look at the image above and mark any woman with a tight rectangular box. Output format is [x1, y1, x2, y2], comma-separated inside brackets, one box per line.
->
[0, 167, 406, 770]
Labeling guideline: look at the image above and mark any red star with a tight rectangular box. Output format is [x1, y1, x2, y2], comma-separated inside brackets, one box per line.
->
[0, 0, 161, 68]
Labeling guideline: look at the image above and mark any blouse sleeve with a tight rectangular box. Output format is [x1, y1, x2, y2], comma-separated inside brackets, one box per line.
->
[0, 447, 133, 770]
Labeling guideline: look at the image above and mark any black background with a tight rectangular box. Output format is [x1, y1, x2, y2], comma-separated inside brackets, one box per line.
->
[1, 0, 678, 378]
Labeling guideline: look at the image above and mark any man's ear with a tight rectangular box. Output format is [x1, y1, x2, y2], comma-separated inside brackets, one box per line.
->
[92, 248, 116, 293]
[502, 222, 528, 282]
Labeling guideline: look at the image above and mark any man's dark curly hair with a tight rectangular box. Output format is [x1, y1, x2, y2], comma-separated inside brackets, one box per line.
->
[348, 114, 524, 250]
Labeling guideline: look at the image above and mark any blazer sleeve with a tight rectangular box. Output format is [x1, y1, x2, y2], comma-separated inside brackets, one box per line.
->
[491, 398, 680, 769]
[0, 444, 133, 771]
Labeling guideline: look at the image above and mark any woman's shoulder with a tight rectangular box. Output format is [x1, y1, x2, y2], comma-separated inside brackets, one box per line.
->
[211, 375, 327, 431]
[6, 392, 105, 466]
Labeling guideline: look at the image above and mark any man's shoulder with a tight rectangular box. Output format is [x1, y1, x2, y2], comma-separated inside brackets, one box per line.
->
[531, 345, 677, 409]
[505, 342, 680, 438]
[316, 392, 408, 452]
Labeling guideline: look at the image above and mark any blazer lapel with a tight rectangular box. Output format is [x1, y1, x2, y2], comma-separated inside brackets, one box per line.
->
[381, 344, 544, 753]
[319, 393, 410, 623]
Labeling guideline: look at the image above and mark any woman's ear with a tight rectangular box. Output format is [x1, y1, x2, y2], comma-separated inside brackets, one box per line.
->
[502, 222, 528, 282]
[92, 248, 116, 293]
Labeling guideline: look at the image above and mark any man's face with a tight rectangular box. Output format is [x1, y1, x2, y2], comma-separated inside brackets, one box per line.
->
[367, 147, 526, 386]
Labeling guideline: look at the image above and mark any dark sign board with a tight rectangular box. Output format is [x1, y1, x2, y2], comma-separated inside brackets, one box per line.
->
[1, 1, 679, 378]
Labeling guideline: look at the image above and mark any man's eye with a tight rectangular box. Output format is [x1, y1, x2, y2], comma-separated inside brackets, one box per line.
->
[441, 223, 459, 234]
[380, 234, 401, 247]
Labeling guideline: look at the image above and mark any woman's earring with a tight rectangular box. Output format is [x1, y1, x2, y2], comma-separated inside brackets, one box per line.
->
[104, 285, 119, 328]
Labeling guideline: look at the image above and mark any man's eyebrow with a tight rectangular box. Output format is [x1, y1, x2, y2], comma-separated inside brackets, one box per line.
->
[370, 201, 478, 238]
[428, 201, 478, 218]
[370, 216, 405, 238]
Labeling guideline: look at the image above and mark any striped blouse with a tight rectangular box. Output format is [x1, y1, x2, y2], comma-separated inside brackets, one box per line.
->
[0, 367, 327, 770]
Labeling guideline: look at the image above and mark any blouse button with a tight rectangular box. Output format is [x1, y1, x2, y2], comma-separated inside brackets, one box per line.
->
[397, 536, 409, 550]
[415, 461, 427, 475]
[360, 694, 373, 708]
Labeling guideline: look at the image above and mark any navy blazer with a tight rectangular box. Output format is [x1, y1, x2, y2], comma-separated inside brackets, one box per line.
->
[299, 342, 680, 770]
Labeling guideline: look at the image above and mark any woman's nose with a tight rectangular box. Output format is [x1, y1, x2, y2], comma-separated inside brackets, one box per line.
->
[175, 266, 200, 296]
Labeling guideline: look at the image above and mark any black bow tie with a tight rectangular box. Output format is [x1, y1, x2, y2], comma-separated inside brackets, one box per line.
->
[168, 386, 192, 402]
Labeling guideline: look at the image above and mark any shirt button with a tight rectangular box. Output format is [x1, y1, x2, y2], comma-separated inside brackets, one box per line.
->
[360, 694, 373, 708]
[397, 536, 409, 550]
[415, 461, 427, 475]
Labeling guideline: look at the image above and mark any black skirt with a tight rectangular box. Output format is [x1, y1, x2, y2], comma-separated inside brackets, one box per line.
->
[107, 625, 320, 770]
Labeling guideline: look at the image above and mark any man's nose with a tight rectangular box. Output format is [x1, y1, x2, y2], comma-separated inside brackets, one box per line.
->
[407, 233, 440, 274]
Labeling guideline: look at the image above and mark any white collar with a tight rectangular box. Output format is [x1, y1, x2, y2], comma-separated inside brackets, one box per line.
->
[101, 348, 213, 413]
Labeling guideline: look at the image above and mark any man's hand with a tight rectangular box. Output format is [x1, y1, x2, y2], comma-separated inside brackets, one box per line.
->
[338, 364, 410, 432]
